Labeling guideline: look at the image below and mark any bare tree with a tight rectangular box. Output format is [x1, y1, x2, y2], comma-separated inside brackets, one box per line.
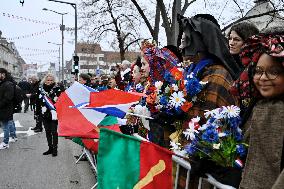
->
[220, 0, 284, 32]
[80, 0, 143, 61]
[131, 0, 197, 45]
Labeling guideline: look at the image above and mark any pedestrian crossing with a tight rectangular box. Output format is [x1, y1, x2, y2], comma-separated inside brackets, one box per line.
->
[0, 120, 39, 138]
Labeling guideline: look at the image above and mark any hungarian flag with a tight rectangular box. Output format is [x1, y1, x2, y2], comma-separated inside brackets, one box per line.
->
[97, 129, 173, 189]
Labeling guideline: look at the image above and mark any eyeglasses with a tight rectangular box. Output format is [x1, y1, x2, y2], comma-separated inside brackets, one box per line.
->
[254, 66, 284, 80]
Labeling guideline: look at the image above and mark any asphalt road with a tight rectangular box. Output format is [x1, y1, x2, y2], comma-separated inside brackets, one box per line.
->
[0, 110, 96, 189]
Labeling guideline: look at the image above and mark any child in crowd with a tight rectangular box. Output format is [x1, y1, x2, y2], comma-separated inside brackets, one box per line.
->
[231, 27, 284, 189]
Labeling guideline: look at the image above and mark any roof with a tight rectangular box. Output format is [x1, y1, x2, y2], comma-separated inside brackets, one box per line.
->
[245, 0, 284, 31]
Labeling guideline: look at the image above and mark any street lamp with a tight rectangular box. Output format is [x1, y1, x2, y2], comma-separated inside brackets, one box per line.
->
[43, 8, 67, 82]
[47, 0, 77, 55]
[48, 42, 61, 81]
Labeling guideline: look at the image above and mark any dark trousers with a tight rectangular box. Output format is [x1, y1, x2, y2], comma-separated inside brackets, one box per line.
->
[23, 97, 29, 112]
[30, 99, 35, 111]
[35, 114, 43, 129]
[43, 119, 58, 149]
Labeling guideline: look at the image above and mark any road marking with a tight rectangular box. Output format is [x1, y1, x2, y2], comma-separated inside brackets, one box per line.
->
[0, 127, 39, 138]
[14, 120, 23, 128]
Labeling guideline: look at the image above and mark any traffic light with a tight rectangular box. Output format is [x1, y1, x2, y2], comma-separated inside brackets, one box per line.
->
[73, 55, 79, 73]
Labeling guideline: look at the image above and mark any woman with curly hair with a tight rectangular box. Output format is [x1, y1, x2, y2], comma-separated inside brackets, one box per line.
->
[228, 22, 259, 67]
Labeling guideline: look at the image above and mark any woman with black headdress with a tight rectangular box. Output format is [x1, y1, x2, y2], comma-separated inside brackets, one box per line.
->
[176, 14, 242, 188]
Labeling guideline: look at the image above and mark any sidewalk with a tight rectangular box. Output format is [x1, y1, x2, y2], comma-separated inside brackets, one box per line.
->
[0, 111, 96, 189]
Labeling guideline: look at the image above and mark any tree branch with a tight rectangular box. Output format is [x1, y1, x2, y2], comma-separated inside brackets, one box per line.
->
[181, 0, 197, 15]
[221, 9, 284, 32]
[124, 38, 142, 51]
[130, 0, 155, 38]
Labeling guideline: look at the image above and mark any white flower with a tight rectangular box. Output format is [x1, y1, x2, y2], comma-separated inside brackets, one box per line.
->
[191, 116, 201, 123]
[213, 143, 221, 149]
[165, 86, 170, 93]
[187, 72, 194, 78]
[170, 141, 182, 151]
[218, 132, 226, 137]
[172, 84, 179, 91]
[198, 123, 209, 131]
[169, 91, 185, 108]
[221, 105, 240, 118]
[183, 118, 200, 140]
[154, 81, 163, 91]
[204, 108, 224, 119]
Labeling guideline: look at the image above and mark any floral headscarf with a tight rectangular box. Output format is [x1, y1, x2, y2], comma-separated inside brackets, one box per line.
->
[230, 33, 284, 107]
[141, 40, 180, 82]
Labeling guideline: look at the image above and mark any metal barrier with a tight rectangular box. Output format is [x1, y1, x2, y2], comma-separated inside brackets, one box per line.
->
[75, 147, 98, 189]
[75, 134, 236, 189]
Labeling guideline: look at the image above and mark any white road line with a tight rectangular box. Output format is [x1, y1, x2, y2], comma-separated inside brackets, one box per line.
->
[14, 120, 23, 128]
[0, 127, 39, 138]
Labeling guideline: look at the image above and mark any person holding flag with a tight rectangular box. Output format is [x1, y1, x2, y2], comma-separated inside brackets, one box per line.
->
[36, 73, 64, 157]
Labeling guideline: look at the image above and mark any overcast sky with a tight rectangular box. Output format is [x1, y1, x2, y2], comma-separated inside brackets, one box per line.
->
[0, 0, 262, 71]
[0, 0, 80, 71]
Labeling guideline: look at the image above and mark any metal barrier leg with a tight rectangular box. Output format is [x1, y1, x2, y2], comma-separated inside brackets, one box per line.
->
[85, 148, 97, 174]
[174, 164, 180, 189]
[185, 169, 190, 189]
[91, 182, 98, 189]
[75, 148, 86, 164]
[198, 177, 203, 189]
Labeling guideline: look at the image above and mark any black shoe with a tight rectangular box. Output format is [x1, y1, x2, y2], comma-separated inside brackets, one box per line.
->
[31, 127, 39, 130]
[52, 149, 57, 157]
[34, 128, 43, 133]
[43, 149, 53, 155]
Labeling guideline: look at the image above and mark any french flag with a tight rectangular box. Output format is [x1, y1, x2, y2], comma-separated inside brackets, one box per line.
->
[234, 158, 244, 168]
[55, 82, 106, 139]
[43, 95, 56, 110]
[84, 89, 142, 118]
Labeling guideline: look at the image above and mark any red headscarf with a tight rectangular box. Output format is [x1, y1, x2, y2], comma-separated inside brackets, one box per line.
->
[230, 33, 284, 106]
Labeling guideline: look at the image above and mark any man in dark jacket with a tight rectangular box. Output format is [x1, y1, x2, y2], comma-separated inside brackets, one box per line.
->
[18, 77, 31, 112]
[0, 68, 14, 149]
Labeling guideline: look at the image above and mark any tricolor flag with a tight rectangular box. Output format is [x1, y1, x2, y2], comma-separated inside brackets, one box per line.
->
[85, 89, 142, 118]
[43, 95, 56, 110]
[74, 116, 121, 153]
[55, 82, 106, 138]
[97, 129, 173, 189]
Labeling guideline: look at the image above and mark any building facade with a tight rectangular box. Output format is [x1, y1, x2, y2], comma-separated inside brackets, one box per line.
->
[0, 31, 24, 81]
[67, 43, 140, 77]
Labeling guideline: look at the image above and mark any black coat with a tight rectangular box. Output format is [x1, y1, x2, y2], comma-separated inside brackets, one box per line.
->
[35, 83, 64, 121]
[0, 79, 14, 121]
[18, 80, 31, 94]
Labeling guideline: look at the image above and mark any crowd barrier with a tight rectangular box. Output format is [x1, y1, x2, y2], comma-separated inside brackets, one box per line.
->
[74, 134, 236, 189]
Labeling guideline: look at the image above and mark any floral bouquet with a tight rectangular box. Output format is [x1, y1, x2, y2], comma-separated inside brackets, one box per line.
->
[143, 64, 208, 127]
[182, 105, 247, 168]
